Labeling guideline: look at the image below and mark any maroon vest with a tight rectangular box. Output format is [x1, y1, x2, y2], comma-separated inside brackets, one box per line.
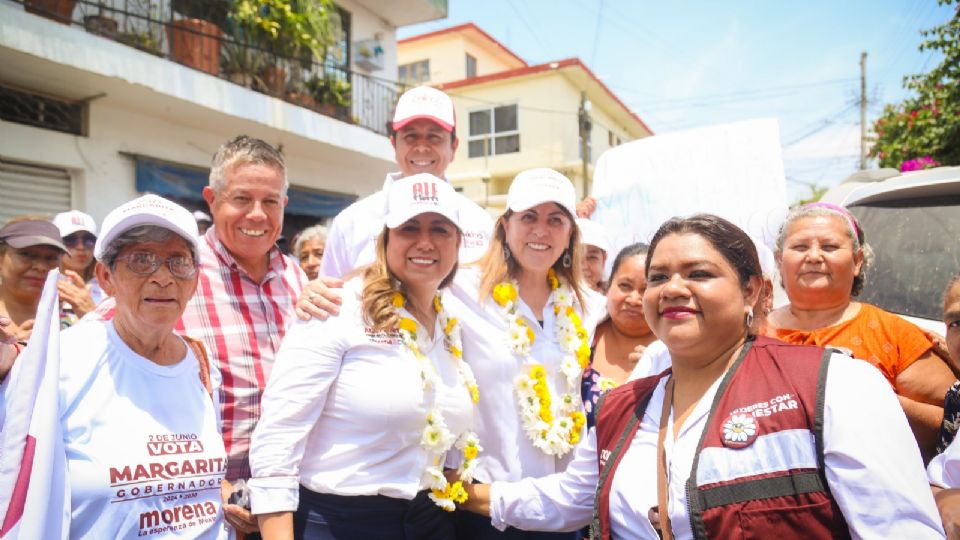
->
[591, 336, 850, 540]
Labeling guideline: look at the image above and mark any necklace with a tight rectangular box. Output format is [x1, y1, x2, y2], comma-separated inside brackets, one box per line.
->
[492, 269, 589, 457]
[393, 292, 481, 511]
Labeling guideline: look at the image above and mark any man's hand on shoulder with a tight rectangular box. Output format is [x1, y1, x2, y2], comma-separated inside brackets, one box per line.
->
[295, 276, 345, 321]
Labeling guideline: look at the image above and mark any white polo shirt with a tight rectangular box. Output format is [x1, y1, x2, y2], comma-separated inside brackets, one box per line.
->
[319, 172, 493, 279]
[247, 278, 474, 514]
[487, 353, 943, 538]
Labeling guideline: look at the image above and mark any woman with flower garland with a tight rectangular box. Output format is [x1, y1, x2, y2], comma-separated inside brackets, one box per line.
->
[456, 214, 942, 539]
[444, 168, 604, 540]
[248, 173, 481, 539]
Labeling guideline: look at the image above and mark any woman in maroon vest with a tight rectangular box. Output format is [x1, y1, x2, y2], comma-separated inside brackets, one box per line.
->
[456, 214, 943, 539]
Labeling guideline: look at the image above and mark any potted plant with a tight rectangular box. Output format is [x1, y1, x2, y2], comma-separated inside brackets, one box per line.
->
[23, 0, 76, 25]
[83, 3, 117, 38]
[167, 0, 229, 75]
[308, 73, 351, 118]
[221, 40, 267, 88]
[117, 29, 162, 56]
[229, 0, 341, 97]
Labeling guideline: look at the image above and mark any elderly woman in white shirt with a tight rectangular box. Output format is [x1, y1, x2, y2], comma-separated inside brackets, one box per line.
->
[456, 214, 943, 539]
[249, 174, 480, 539]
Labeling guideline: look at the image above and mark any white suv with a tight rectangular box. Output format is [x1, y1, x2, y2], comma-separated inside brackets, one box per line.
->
[821, 166, 960, 333]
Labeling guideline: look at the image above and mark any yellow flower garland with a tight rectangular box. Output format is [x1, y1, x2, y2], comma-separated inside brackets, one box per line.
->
[494, 269, 590, 457]
[395, 293, 481, 511]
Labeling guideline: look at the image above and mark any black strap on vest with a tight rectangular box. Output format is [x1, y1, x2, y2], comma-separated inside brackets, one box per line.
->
[699, 471, 825, 510]
[814, 348, 834, 493]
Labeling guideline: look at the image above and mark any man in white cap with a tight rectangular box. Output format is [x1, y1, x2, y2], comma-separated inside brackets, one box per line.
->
[314, 86, 493, 296]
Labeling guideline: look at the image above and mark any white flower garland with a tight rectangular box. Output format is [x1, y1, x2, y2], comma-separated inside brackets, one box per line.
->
[492, 269, 589, 457]
[394, 293, 481, 511]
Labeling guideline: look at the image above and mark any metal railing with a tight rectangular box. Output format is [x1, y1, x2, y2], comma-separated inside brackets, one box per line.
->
[15, 0, 404, 136]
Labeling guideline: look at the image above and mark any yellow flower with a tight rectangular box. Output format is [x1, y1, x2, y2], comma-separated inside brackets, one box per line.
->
[526, 326, 535, 343]
[469, 385, 480, 403]
[571, 411, 586, 427]
[569, 431, 581, 445]
[539, 406, 553, 423]
[399, 318, 418, 333]
[451, 481, 468, 504]
[464, 446, 479, 460]
[445, 317, 458, 335]
[493, 283, 518, 306]
[529, 364, 547, 380]
[547, 268, 559, 289]
[433, 295, 443, 313]
[450, 346, 463, 359]
[392, 292, 405, 308]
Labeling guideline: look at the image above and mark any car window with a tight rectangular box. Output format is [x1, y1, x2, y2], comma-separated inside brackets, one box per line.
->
[849, 195, 960, 321]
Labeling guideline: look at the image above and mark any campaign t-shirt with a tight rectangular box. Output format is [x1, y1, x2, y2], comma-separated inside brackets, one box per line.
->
[60, 320, 228, 539]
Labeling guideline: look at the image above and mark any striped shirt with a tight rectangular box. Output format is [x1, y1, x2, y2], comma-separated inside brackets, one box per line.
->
[87, 227, 307, 480]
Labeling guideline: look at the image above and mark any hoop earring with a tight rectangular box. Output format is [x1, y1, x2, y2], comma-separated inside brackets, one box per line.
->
[745, 307, 755, 329]
[503, 245, 512, 261]
[562, 250, 572, 268]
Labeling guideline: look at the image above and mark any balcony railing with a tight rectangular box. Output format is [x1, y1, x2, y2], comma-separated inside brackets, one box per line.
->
[14, 0, 405, 136]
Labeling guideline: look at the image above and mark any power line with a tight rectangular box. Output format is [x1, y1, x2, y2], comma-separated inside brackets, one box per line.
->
[507, 1, 550, 61]
[613, 78, 858, 107]
[589, 0, 604, 67]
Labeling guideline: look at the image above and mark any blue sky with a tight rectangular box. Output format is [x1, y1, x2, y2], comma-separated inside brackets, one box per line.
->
[399, 1, 955, 202]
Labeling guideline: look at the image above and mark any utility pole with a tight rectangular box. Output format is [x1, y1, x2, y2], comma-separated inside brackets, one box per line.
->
[579, 91, 590, 197]
[860, 52, 868, 170]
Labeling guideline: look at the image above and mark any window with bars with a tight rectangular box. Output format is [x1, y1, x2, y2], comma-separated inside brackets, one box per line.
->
[468, 104, 519, 158]
[398, 60, 430, 85]
[0, 84, 86, 136]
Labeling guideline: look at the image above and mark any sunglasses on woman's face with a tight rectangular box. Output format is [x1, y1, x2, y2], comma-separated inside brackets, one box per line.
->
[63, 232, 96, 249]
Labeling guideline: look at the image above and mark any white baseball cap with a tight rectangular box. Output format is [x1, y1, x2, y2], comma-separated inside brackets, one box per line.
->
[53, 210, 97, 238]
[507, 168, 577, 217]
[384, 173, 460, 230]
[576, 218, 610, 253]
[392, 86, 455, 132]
[95, 194, 200, 261]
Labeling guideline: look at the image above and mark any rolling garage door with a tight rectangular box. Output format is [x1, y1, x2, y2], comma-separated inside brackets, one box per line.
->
[0, 158, 72, 224]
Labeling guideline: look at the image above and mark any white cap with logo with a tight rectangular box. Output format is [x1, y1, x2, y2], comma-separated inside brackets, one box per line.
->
[384, 173, 461, 229]
[507, 168, 577, 217]
[95, 194, 200, 261]
[53, 210, 98, 238]
[392, 86, 456, 132]
[576, 218, 610, 253]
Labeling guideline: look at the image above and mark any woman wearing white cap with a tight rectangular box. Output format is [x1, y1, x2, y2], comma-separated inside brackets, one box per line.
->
[576, 218, 610, 293]
[249, 173, 479, 539]
[52, 210, 104, 325]
[1, 195, 231, 538]
[444, 168, 603, 540]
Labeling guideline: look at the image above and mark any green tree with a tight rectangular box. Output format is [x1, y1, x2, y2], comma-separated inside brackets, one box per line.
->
[871, 0, 960, 169]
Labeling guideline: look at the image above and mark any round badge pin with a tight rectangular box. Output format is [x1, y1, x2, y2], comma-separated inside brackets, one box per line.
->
[721, 413, 758, 448]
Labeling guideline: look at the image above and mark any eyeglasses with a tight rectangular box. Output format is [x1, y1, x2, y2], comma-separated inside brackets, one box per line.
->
[115, 251, 197, 279]
[11, 249, 62, 268]
[63, 232, 96, 249]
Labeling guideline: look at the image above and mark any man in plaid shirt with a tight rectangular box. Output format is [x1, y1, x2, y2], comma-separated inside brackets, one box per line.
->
[87, 137, 306, 532]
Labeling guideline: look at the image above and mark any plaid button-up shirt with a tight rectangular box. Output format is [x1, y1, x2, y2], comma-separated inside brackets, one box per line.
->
[180, 228, 306, 480]
[88, 227, 307, 480]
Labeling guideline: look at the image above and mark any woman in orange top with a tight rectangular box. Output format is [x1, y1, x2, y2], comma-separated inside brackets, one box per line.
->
[764, 203, 955, 460]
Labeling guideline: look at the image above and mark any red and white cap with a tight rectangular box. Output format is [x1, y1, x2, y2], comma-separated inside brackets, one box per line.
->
[53, 210, 97, 238]
[507, 168, 577, 217]
[95, 194, 200, 261]
[384, 174, 460, 229]
[392, 86, 455, 132]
